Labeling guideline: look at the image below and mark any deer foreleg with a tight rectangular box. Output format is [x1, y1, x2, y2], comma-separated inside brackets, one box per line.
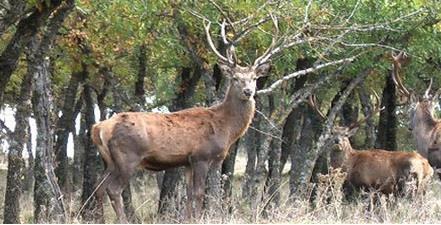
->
[192, 161, 210, 220]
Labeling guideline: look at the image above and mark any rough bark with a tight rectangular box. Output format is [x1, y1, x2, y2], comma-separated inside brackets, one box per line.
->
[31, 48, 65, 224]
[0, 0, 27, 35]
[375, 72, 397, 150]
[358, 84, 376, 148]
[289, 103, 323, 197]
[133, 43, 147, 110]
[23, 120, 34, 192]
[221, 140, 239, 212]
[72, 97, 85, 189]
[54, 68, 86, 192]
[0, 0, 64, 104]
[3, 70, 32, 224]
[31, 1, 74, 221]
[80, 82, 102, 222]
[279, 58, 311, 173]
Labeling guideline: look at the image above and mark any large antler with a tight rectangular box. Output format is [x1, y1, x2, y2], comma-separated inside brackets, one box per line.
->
[308, 94, 326, 120]
[391, 51, 411, 97]
[348, 90, 383, 130]
[204, 20, 236, 66]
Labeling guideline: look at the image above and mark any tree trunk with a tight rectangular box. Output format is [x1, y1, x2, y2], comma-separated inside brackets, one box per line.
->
[0, 0, 27, 36]
[221, 140, 239, 213]
[3, 70, 32, 223]
[31, 46, 65, 224]
[54, 68, 86, 192]
[23, 120, 34, 192]
[0, 0, 64, 104]
[31, 2, 74, 221]
[288, 103, 322, 197]
[80, 82, 102, 222]
[133, 43, 147, 110]
[375, 72, 397, 150]
[358, 84, 376, 148]
[280, 58, 311, 172]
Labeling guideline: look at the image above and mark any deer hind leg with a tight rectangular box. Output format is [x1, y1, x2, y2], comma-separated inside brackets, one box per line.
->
[106, 173, 130, 224]
[192, 161, 210, 221]
[96, 170, 113, 223]
[184, 166, 194, 221]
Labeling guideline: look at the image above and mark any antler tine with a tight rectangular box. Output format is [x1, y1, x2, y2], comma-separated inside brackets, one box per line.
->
[307, 95, 326, 120]
[391, 51, 411, 97]
[204, 20, 234, 65]
[253, 12, 279, 68]
[424, 78, 433, 99]
[349, 89, 384, 130]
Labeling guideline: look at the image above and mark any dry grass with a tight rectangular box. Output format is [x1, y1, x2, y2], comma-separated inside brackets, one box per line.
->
[1, 161, 441, 223]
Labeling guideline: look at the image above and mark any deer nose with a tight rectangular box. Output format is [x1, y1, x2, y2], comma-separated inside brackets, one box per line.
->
[334, 139, 339, 144]
[243, 88, 253, 97]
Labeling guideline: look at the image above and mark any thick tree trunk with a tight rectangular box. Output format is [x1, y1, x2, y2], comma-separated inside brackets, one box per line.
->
[0, 0, 64, 104]
[23, 120, 34, 192]
[375, 72, 397, 150]
[289, 104, 322, 197]
[0, 0, 27, 35]
[280, 58, 311, 172]
[221, 140, 239, 213]
[31, 2, 73, 221]
[80, 82, 102, 222]
[3, 70, 32, 223]
[133, 43, 147, 110]
[358, 84, 376, 148]
[54, 68, 86, 192]
[31, 48, 65, 224]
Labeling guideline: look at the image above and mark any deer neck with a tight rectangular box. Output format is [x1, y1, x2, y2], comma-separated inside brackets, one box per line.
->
[214, 83, 256, 143]
[414, 107, 437, 133]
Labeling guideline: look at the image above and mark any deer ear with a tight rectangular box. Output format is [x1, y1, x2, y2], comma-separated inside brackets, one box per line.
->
[218, 62, 234, 78]
[256, 63, 271, 77]
[347, 126, 359, 137]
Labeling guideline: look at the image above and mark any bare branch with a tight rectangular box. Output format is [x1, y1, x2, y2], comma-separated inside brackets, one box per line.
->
[257, 55, 358, 95]
[303, 0, 313, 24]
[0, 119, 12, 136]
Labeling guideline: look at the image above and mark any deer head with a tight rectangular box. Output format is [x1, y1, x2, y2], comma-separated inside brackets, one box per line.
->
[308, 91, 382, 168]
[391, 51, 441, 131]
[204, 15, 286, 101]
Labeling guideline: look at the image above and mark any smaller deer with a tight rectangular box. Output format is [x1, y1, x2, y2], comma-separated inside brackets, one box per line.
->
[391, 51, 441, 178]
[309, 94, 433, 197]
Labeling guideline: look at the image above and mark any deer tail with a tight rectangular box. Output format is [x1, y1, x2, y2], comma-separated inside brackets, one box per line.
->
[91, 123, 115, 170]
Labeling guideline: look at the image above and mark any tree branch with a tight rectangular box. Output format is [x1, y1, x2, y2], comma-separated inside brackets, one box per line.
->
[257, 55, 358, 95]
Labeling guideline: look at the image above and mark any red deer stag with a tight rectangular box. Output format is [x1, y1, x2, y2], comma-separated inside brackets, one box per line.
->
[391, 51, 441, 177]
[309, 94, 433, 197]
[90, 21, 281, 223]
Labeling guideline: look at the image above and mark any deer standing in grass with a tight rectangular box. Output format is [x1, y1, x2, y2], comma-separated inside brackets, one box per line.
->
[309, 94, 433, 196]
[90, 20, 276, 223]
[391, 52, 441, 177]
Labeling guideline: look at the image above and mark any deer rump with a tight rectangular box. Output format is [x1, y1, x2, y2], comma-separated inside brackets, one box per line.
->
[91, 110, 234, 173]
[340, 150, 433, 195]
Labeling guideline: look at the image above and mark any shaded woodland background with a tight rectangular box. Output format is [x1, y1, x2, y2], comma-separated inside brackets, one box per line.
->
[0, 0, 441, 223]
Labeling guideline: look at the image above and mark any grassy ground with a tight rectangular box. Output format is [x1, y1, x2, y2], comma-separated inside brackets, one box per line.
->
[1, 159, 441, 223]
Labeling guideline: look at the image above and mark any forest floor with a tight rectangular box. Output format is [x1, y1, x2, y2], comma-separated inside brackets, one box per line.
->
[1, 157, 441, 223]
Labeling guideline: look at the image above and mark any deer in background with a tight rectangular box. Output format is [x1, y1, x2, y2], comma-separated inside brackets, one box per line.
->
[309, 93, 433, 197]
[391, 52, 441, 177]
[89, 19, 283, 223]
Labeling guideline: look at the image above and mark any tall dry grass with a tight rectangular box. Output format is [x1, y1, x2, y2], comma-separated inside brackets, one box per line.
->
[1, 167, 441, 223]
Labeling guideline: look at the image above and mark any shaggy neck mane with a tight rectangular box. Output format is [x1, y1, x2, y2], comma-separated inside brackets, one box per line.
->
[211, 81, 255, 142]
